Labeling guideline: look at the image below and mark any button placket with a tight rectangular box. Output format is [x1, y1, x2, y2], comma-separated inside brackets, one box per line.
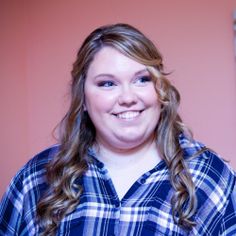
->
[113, 201, 121, 236]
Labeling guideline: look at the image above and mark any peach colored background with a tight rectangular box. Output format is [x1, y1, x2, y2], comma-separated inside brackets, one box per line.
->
[1, 0, 236, 198]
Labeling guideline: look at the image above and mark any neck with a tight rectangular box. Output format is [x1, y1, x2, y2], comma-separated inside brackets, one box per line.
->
[95, 136, 162, 170]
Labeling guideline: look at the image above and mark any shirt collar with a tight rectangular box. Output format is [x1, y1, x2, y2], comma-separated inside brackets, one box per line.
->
[178, 133, 206, 159]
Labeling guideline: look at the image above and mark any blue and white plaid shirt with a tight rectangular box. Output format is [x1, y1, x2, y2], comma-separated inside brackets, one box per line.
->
[1, 135, 236, 235]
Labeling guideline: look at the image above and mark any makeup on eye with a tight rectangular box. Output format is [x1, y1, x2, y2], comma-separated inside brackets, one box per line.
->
[97, 80, 116, 88]
[134, 75, 152, 85]
[95, 74, 152, 89]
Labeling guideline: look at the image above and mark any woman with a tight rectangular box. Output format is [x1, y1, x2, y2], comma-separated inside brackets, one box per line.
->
[0, 23, 235, 236]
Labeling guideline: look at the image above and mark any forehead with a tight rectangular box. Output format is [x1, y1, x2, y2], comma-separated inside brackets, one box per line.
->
[87, 46, 147, 78]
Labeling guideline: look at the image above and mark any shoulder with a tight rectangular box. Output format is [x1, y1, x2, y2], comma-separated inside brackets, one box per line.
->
[12, 145, 59, 189]
[1, 145, 60, 206]
[2, 145, 59, 200]
[0, 145, 59, 235]
[179, 134, 235, 193]
[180, 134, 235, 197]
[21, 145, 59, 177]
[27, 144, 59, 167]
[180, 135, 236, 233]
[188, 149, 236, 202]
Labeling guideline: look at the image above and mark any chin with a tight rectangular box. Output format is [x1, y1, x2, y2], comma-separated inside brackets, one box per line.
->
[112, 138, 147, 150]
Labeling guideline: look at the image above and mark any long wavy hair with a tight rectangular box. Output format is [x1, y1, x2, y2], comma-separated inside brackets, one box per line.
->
[37, 23, 200, 235]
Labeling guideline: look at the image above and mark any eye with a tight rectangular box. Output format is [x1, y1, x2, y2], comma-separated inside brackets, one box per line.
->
[97, 81, 116, 88]
[135, 76, 152, 85]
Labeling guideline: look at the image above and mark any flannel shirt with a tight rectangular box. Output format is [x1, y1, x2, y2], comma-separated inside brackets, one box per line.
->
[0, 134, 236, 236]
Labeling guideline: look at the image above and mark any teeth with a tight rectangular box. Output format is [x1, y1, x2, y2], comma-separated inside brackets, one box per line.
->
[116, 111, 140, 119]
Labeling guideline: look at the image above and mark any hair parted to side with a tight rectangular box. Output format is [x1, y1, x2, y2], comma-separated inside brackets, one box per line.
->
[37, 23, 199, 235]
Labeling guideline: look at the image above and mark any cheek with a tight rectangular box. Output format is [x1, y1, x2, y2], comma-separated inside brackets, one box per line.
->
[85, 91, 116, 113]
[141, 88, 159, 106]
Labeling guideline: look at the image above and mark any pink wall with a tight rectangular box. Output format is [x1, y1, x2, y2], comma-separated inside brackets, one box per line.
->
[0, 1, 29, 196]
[1, 0, 236, 197]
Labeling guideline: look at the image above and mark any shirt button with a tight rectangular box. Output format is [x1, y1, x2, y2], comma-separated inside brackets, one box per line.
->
[140, 178, 146, 184]
[97, 162, 104, 169]
[114, 202, 120, 208]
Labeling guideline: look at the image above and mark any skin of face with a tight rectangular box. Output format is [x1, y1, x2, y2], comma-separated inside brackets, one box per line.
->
[84, 46, 161, 152]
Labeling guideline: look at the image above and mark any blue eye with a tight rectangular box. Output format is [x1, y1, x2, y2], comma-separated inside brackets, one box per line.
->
[136, 76, 152, 84]
[97, 81, 115, 87]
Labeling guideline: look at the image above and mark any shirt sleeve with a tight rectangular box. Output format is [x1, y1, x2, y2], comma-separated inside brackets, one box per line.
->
[219, 176, 236, 235]
[0, 169, 25, 235]
[0, 146, 55, 235]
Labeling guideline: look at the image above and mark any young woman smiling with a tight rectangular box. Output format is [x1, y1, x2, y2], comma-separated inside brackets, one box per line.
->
[0, 23, 236, 236]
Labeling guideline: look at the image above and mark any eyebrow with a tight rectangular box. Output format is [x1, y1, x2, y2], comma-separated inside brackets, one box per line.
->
[94, 69, 149, 79]
[134, 69, 149, 76]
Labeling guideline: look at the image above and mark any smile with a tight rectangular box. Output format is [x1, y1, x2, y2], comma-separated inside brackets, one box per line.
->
[114, 111, 142, 120]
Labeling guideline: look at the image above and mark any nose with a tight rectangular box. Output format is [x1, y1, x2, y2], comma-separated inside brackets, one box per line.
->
[118, 84, 138, 106]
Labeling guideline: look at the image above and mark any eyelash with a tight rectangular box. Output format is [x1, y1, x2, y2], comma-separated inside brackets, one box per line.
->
[97, 76, 151, 88]
[136, 76, 151, 83]
[97, 81, 115, 87]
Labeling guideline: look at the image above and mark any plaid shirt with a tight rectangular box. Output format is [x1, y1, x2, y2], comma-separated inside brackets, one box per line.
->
[0, 135, 236, 236]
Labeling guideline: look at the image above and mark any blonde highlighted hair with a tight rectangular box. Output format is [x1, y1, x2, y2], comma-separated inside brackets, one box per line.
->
[37, 23, 198, 235]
